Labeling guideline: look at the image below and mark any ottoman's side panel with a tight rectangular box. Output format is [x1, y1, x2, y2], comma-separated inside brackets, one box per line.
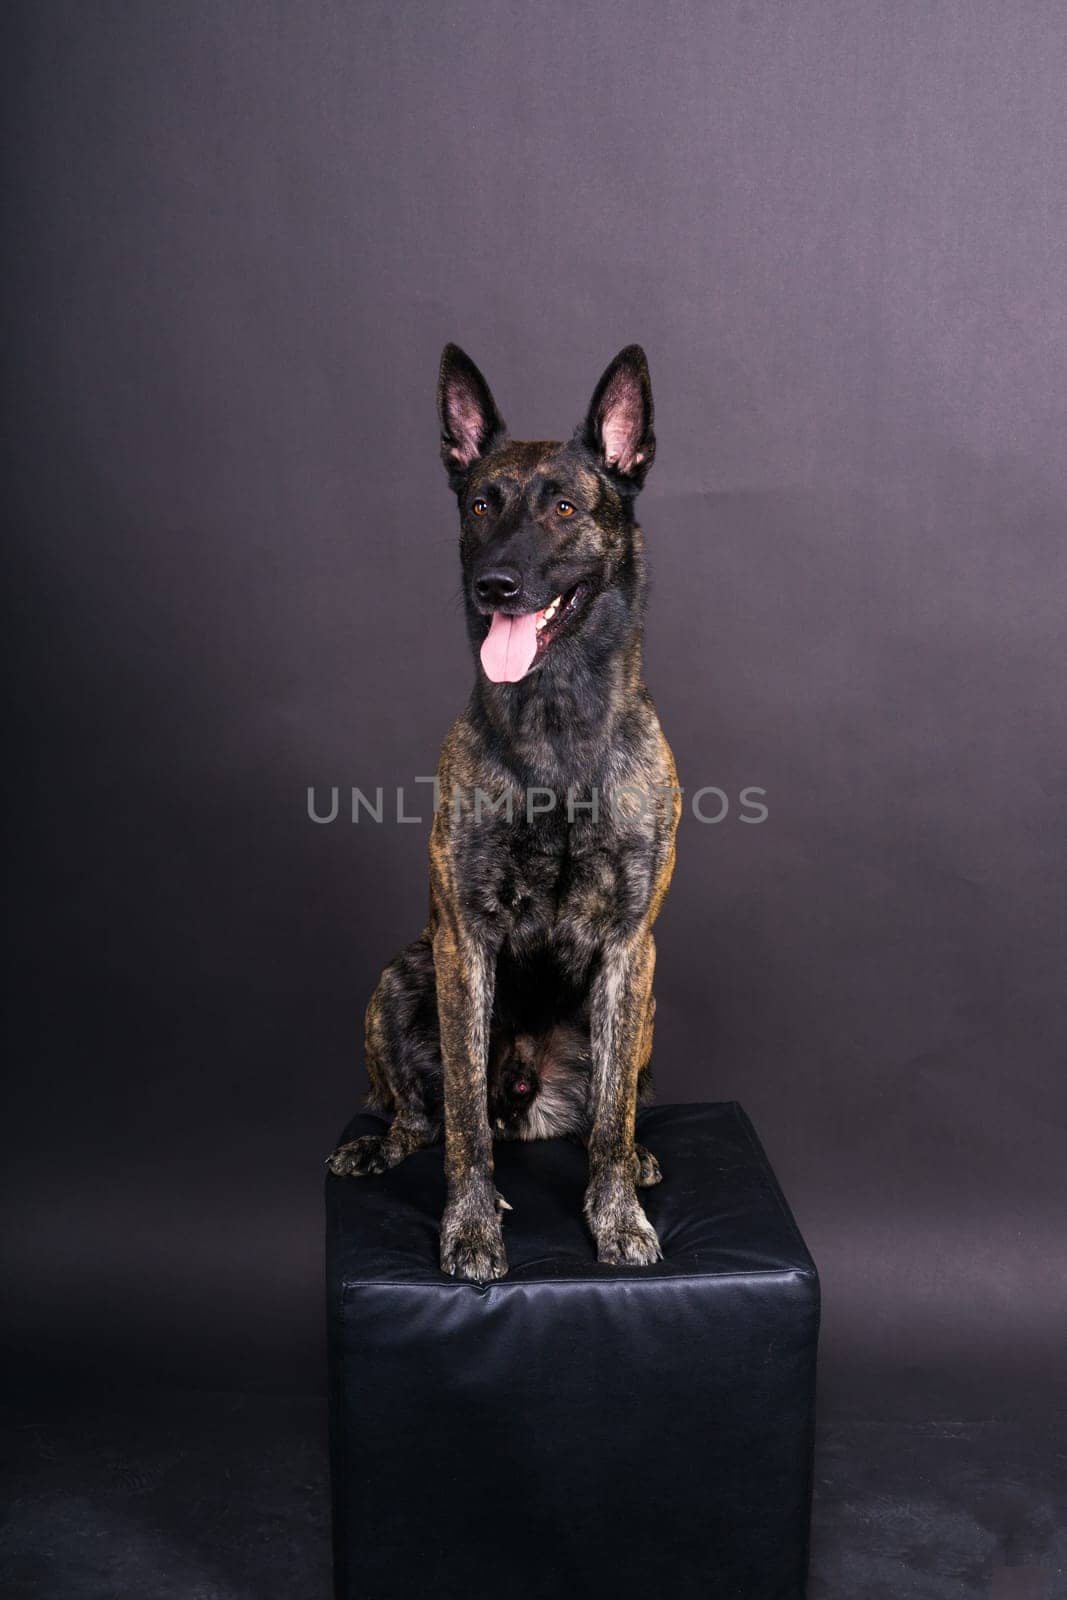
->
[333, 1281, 525, 1600]
[331, 1271, 818, 1600]
[326, 1271, 356, 1600]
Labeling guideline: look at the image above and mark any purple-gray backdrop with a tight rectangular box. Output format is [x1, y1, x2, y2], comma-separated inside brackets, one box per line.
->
[4, 2, 1066, 1416]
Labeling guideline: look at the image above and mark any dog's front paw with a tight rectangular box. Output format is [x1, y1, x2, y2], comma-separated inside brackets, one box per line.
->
[594, 1209, 662, 1266]
[326, 1135, 388, 1177]
[440, 1202, 508, 1282]
[587, 1187, 662, 1267]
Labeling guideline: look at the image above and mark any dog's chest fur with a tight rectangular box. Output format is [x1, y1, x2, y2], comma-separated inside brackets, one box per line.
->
[453, 797, 656, 974]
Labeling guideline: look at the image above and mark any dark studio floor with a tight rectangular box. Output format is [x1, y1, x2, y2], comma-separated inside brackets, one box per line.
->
[0, 1390, 1063, 1599]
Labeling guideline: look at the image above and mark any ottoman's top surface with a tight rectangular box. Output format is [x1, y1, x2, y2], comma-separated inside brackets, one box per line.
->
[327, 1101, 816, 1289]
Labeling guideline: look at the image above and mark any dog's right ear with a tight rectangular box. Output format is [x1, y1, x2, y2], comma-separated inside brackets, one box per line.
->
[437, 345, 507, 490]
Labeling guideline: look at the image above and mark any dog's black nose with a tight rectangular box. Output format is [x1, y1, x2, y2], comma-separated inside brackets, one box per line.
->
[475, 567, 522, 607]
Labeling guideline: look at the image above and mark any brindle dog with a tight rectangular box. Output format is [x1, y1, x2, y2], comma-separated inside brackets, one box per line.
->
[328, 344, 680, 1281]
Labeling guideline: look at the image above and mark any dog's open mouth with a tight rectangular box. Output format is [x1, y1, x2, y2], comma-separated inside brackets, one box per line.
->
[479, 584, 588, 683]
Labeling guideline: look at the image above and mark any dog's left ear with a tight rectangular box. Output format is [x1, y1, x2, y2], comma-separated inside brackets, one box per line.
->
[580, 345, 655, 487]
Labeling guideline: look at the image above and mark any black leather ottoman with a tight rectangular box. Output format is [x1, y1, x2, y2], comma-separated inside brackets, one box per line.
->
[326, 1101, 819, 1600]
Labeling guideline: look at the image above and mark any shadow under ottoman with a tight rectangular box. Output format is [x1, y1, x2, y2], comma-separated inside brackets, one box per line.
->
[326, 1101, 819, 1600]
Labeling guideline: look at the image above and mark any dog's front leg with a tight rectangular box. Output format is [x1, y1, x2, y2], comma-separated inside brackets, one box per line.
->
[585, 932, 662, 1266]
[434, 923, 508, 1281]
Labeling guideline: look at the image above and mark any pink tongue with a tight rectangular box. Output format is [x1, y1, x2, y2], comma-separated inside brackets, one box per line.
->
[480, 610, 540, 683]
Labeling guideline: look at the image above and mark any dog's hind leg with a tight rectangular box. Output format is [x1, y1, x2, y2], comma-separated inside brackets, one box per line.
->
[631, 992, 662, 1187]
[327, 934, 442, 1177]
[633, 1144, 662, 1186]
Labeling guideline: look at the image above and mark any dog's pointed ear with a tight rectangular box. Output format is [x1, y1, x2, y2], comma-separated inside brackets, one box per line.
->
[437, 344, 507, 487]
[580, 345, 655, 487]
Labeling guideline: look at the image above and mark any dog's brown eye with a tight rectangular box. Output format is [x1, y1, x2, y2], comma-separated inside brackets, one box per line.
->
[472, 499, 489, 517]
[556, 501, 576, 518]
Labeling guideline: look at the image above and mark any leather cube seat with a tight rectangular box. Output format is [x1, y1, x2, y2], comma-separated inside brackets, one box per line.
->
[326, 1101, 819, 1599]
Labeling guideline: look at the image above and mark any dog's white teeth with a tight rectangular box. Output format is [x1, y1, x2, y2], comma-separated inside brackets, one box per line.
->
[537, 595, 562, 631]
